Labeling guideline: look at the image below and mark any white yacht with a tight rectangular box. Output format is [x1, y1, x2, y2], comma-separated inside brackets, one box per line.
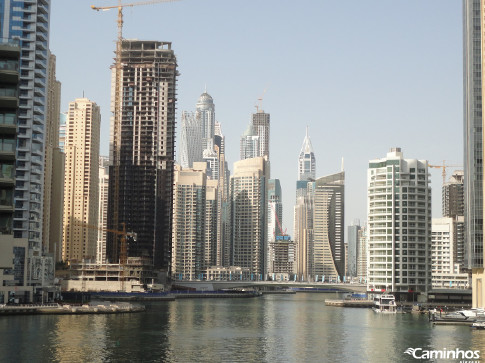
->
[372, 294, 397, 313]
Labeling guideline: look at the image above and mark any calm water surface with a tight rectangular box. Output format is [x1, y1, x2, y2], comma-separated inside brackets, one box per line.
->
[0, 293, 484, 363]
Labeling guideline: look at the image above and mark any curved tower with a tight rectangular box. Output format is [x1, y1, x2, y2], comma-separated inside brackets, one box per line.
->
[196, 91, 216, 153]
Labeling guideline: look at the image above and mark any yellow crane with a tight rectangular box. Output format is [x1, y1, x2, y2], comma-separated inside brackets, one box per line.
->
[91, 0, 180, 43]
[74, 221, 136, 266]
[428, 160, 462, 185]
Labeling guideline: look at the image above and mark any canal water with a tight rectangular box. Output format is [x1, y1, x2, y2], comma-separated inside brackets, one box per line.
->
[0, 293, 483, 363]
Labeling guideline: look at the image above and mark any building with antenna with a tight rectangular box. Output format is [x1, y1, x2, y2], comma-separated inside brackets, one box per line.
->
[294, 128, 316, 280]
[298, 127, 316, 183]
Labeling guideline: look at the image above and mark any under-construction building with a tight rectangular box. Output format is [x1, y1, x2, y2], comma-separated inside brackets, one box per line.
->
[107, 40, 178, 272]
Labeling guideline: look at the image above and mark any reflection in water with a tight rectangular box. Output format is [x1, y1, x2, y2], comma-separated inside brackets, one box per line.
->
[0, 294, 482, 362]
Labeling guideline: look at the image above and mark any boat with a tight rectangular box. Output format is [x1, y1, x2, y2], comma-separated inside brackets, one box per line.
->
[471, 321, 485, 329]
[372, 294, 397, 313]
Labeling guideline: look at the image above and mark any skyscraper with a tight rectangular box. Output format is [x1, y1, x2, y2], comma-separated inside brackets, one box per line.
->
[357, 225, 368, 281]
[231, 157, 268, 278]
[172, 165, 207, 280]
[97, 156, 109, 264]
[367, 148, 432, 297]
[0, 39, 33, 303]
[108, 40, 177, 271]
[42, 52, 63, 260]
[464, 0, 485, 308]
[267, 179, 283, 242]
[347, 222, 361, 278]
[1, 0, 51, 251]
[179, 111, 202, 169]
[294, 129, 316, 280]
[197, 91, 216, 153]
[240, 123, 260, 160]
[252, 111, 270, 159]
[313, 171, 345, 280]
[442, 170, 465, 268]
[62, 98, 100, 262]
[298, 127, 316, 182]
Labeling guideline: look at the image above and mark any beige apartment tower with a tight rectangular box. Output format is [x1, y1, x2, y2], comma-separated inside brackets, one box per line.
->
[42, 53, 64, 261]
[62, 98, 100, 263]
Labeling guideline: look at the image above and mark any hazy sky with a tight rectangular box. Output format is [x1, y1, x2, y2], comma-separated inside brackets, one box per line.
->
[50, 1, 463, 236]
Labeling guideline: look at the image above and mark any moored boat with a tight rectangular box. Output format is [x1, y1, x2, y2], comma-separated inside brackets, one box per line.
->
[372, 294, 397, 313]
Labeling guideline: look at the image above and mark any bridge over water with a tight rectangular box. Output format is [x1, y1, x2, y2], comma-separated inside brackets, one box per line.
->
[172, 281, 367, 293]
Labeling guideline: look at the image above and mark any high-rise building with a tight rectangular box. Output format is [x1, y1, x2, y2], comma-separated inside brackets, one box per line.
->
[268, 236, 296, 278]
[294, 128, 316, 280]
[172, 165, 207, 280]
[313, 171, 345, 281]
[42, 52, 63, 260]
[252, 111, 270, 159]
[231, 157, 268, 278]
[58, 112, 67, 152]
[357, 225, 368, 281]
[62, 98, 100, 262]
[107, 40, 177, 271]
[464, 0, 485, 308]
[1, 0, 51, 251]
[442, 170, 465, 268]
[214, 122, 231, 267]
[443, 171, 464, 218]
[294, 181, 314, 281]
[367, 148, 432, 296]
[197, 91, 216, 153]
[298, 127, 316, 182]
[347, 221, 361, 278]
[267, 179, 283, 242]
[179, 111, 202, 169]
[431, 218, 470, 289]
[240, 123, 260, 160]
[0, 39, 33, 303]
[97, 156, 109, 264]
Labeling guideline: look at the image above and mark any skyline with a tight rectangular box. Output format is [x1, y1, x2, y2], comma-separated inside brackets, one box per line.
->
[50, 1, 463, 235]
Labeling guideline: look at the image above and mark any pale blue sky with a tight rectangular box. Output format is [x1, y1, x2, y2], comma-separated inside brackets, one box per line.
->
[51, 1, 463, 235]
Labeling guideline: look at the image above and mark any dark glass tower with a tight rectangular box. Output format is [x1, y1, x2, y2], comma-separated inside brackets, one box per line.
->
[107, 40, 178, 271]
[464, 0, 483, 268]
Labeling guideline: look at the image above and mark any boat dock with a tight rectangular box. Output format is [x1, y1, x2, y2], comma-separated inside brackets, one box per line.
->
[0, 302, 145, 315]
[325, 299, 374, 308]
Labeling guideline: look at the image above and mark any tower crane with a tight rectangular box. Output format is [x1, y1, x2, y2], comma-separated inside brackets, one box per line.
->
[73, 221, 136, 266]
[255, 88, 267, 113]
[269, 202, 287, 238]
[428, 160, 462, 185]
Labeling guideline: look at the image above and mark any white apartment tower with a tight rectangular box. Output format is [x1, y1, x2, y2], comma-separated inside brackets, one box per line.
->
[62, 98, 100, 262]
[367, 148, 432, 295]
